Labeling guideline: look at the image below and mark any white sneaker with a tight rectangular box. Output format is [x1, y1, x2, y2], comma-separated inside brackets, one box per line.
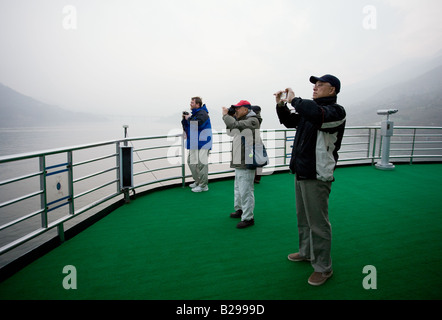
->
[191, 185, 209, 192]
[189, 182, 198, 188]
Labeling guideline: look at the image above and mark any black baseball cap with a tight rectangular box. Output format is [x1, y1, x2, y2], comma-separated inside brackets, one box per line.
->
[310, 74, 341, 94]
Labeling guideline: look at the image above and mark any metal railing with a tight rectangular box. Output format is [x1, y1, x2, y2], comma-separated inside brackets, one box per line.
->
[1, 126, 442, 259]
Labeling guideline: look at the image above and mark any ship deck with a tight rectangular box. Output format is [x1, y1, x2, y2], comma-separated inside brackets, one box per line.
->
[1, 164, 442, 300]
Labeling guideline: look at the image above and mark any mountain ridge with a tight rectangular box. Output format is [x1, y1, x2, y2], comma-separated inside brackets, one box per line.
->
[0, 82, 106, 128]
[346, 64, 442, 126]
[1, 53, 442, 128]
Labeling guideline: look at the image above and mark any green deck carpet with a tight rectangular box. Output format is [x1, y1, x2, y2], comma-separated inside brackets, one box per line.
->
[1, 164, 441, 300]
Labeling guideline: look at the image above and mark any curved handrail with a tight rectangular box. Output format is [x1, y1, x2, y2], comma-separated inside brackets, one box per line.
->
[1, 126, 442, 259]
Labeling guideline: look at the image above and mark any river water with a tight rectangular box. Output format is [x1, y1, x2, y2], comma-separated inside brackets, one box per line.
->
[0, 118, 189, 268]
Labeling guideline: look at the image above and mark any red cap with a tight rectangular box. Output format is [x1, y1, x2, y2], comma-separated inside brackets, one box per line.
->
[231, 100, 252, 108]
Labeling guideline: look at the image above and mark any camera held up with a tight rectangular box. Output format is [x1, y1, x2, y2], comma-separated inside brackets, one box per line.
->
[227, 106, 236, 116]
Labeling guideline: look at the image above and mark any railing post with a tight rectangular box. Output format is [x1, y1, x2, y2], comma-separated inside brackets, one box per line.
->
[67, 151, 75, 215]
[181, 133, 186, 188]
[371, 129, 378, 166]
[410, 128, 417, 165]
[378, 134, 383, 163]
[116, 142, 121, 194]
[283, 130, 287, 165]
[58, 224, 65, 242]
[39, 156, 48, 228]
[367, 128, 372, 160]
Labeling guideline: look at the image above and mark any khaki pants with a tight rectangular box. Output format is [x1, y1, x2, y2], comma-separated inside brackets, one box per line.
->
[187, 149, 210, 188]
[295, 177, 332, 273]
[234, 168, 256, 221]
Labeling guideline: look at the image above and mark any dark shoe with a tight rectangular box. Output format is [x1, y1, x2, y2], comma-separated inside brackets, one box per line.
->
[287, 253, 311, 262]
[230, 210, 242, 218]
[308, 271, 333, 286]
[236, 219, 254, 229]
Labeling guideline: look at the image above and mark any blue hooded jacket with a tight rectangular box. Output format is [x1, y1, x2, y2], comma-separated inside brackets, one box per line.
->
[181, 104, 212, 150]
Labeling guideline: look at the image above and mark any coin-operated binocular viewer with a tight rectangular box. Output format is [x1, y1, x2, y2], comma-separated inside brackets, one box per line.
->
[375, 109, 398, 170]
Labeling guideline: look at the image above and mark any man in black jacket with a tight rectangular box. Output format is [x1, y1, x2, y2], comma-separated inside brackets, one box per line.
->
[275, 74, 346, 286]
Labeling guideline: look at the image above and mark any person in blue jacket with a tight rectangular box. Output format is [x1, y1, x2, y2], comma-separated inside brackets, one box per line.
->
[181, 97, 212, 192]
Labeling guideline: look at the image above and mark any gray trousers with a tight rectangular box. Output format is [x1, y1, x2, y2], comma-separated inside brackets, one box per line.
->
[187, 149, 209, 188]
[295, 177, 332, 273]
[234, 168, 255, 221]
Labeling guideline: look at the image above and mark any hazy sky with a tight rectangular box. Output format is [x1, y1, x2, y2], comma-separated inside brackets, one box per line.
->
[1, 0, 442, 125]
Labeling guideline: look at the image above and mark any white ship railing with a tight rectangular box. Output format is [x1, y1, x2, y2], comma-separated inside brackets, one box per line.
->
[1, 126, 442, 260]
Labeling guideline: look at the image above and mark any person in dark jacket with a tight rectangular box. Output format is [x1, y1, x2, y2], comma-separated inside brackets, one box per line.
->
[275, 74, 346, 286]
[181, 97, 212, 192]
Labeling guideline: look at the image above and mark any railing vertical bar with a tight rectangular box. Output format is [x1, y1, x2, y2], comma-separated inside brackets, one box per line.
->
[58, 224, 65, 242]
[39, 156, 48, 228]
[410, 128, 417, 165]
[367, 128, 372, 159]
[181, 133, 186, 188]
[378, 134, 383, 162]
[116, 142, 121, 194]
[284, 131, 287, 165]
[67, 150, 75, 215]
[371, 129, 377, 166]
